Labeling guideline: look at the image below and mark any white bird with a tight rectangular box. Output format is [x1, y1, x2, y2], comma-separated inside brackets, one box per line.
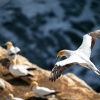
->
[0, 78, 13, 92]
[49, 34, 100, 82]
[9, 60, 34, 77]
[4, 41, 20, 60]
[0, 78, 5, 90]
[6, 93, 24, 100]
[31, 82, 59, 98]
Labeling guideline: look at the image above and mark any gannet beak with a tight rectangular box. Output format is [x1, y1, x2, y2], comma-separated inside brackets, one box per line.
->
[55, 56, 60, 63]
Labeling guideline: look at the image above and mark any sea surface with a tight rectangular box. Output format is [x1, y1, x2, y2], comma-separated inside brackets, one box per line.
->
[0, 0, 100, 92]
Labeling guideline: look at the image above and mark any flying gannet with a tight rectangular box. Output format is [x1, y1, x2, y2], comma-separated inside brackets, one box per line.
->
[49, 33, 100, 82]
[31, 82, 59, 98]
[9, 60, 34, 77]
[4, 41, 20, 60]
[6, 93, 24, 100]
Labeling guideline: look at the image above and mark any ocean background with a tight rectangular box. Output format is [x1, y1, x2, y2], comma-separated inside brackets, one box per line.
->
[0, 0, 100, 92]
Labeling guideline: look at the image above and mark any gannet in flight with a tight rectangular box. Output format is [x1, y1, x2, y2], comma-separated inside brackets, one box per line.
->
[4, 41, 20, 60]
[49, 34, 100, 82]
[9, 60, 34, 77]
[6, 93, 24, 100]
[31, 82, 59, 98]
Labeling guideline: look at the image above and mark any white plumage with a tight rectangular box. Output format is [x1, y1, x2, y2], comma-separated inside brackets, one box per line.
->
[4, 41, 20, 60]
[49, 34, 100, 82]
[9, 60, 33, 77]
[31, 82, 58, 98]
[0, 78, 5, 90]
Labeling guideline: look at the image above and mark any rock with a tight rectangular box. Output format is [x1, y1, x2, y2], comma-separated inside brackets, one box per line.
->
[0, 47, 100, 100]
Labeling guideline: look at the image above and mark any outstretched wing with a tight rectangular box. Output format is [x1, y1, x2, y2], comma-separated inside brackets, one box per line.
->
[77, 34, 92, 58]
[49, 55, 86, 82]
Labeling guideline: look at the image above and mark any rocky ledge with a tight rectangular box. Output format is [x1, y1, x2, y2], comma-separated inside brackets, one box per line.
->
[0, 47, 100, 100]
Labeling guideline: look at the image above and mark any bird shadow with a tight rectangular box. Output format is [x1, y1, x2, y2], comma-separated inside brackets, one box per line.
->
[0, 58, 10, 68]
[26, 96, 48, 100]
[6, 77, 29, 86]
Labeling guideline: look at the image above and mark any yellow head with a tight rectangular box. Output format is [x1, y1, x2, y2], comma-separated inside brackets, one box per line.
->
[7, 93, 14, 99]
[31, 82, 38, 90]
[4, 41, 13, 48]
[31, 81, 38, 87]
[56, 50, 65, 62]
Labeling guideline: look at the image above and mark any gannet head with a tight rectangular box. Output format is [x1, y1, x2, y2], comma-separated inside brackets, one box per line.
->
[31, 81, 38, 87]
[7, 93, 14, 99]
[4, 41, 13, 48]
[56, 50, 66, 62]
[31, 82, 38, 90]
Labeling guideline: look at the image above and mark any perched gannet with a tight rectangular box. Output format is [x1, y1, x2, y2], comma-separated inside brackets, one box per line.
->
[4, 41, 20, 60]
[6, 93, 24, 100]
[9, 60, 34, 77]
[0, 78, 5, 90]
[49, 34, 100, 82]
[0, 78, 13, 92]
[31, 82, 59, 98]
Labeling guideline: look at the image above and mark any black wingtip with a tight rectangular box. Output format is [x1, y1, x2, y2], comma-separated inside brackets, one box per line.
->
[27, 68, 37, 71]
[43, 91, 60, 96]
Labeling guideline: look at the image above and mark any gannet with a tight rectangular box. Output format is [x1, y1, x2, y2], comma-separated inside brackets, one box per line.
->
[6, 93, 24, 100]
[31, 82, 59, 98]
[49, 34, 100, 82]
[0, 78, 13, 93]
[9, 60, 34, 77]
[4, 41, 20, 60]
[0, 78, 5, 90]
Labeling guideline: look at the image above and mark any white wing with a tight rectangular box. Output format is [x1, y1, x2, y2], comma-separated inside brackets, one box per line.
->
[56, 54, 86, 67]
[33, 86, 55, 96]
[49, 54, 87, 82]
[9, 65, 29, 77]
[15, 47, 20, 53]
[77, 34, 92, 58]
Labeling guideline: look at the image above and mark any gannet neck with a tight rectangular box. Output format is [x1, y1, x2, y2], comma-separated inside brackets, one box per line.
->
[8, 93, 13, 99]
[7, 45, 12, 49]
[64, 50, 74, 58]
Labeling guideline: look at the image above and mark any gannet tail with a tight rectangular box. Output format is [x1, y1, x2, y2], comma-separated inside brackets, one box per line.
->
[43, 92, 60, 97]
[94, 70, 100, 75]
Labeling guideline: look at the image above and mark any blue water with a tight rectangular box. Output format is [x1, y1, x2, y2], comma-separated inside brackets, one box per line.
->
[0, 0, 100, 92]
